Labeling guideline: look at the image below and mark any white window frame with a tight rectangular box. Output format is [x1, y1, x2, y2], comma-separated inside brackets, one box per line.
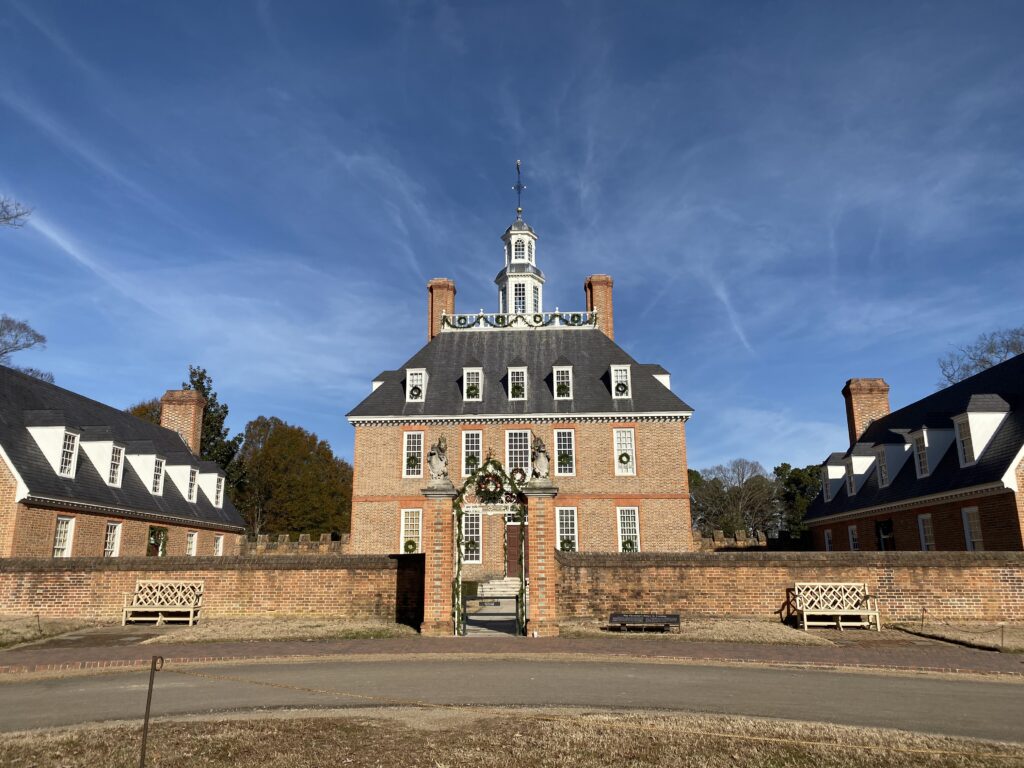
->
[847, 524, 859, 551]
[59, 431, 79, 478]
[954, 417, 976, 467]
[918, 513, 936, 551]
[214, 476, 224, 507]
[527, 240, 534, 262]
[506, 430, 531, 472]
[213, 534, 224, 557]
[103, 521, 122, 558]
[401, 508, 423, 554]
[462, 511, 482, 563]
[554, 429, 575, 476]
[876, 448, 890, 488]
[405, 368, 427, 403]
[508, 367, 528, 401]
[962, 506, 984, 551]
[844, 460, 856, 496]
[611, 365, 632, 399]
[52, 516, 75, 558]
[532, 284, 540, 313]
[617, 506, 640, 552]
[462, 430, 482, 476]
[186, 531, 198, 556]
[187, 468, 198, 502]
[557, 507, 578, 552]
[823, 529, 833, 552]
[404, 431, 424, 478]
[463, 367, 483, 402]
[513, 283, 526, 313]
[553, 366, 573, 400]
[821, 467, 833, 502]
[152, 457, 165, 495]
[613, 428, 636, 476]
[108, 445, 125, 487]
[913, 433, 930, 478]
[513, 239, 525, 260]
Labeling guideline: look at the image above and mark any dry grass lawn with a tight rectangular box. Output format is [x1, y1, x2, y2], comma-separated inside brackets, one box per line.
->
[141, 616, 417, 644]
[560, 618, 833, 645]
[894, 622, 1024, 652]
[1, 709, 1021, 767]
[0, 615, 93, 649]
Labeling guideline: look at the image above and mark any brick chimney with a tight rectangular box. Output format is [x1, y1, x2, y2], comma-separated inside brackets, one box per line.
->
[842, 378, 890, 446]
[160, 389, 206, 455]
[584, 274, 615, 340]
[427, 278, 456, 341]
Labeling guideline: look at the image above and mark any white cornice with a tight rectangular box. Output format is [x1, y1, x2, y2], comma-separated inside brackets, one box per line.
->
[808, 482, 1007, 525]
[348, 410, 693, 426]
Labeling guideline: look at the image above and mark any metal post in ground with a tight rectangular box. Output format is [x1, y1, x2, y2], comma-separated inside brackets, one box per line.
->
[139, 655, 164, 768]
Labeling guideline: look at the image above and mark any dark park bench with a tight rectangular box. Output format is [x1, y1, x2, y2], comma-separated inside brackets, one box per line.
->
[608, 613, 681, 633]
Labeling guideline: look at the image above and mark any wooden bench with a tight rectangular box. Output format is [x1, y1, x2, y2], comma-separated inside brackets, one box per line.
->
[123, 580, 204, 626]
[791, 582, 880, 631]
[608, 613, 681, 632]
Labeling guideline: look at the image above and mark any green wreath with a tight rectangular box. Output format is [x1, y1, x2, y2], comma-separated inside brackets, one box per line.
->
[409, 384, 423, 399]
[510, 467, 528, 485]
[618, 452, 632, 466]
[557, 452, 573, 470]
[556, 382, 571, 397]
[560, 537, 576, 552]
[510, 383, 525, 398]
[615, 381, 629, 396]
[465, 383, 480, 399]
[406, 455, 421, 470]
[403, 539, 418, 554]
[476, 472, 505, 503]
[621, 539, 637, 553]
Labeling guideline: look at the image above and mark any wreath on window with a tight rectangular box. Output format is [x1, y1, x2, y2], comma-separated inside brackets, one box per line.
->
[533, 313, 544, 324]
[570, 312, 582, 324]
[465, 383, 480, 399]
[476, 473, 504, 503]
[510, 383, 525, 399]
[557, 452, 573, 470]
[403, 539, 418, 554]
[456, 315, 470, 327]
[495, 315, 507, 327]
[615, 382, 629, 396]
[556, 382, 571, 398]
[618, 452, 632, 466]
[463, 539, 480, 555]
[560, 537, 576, 552]
[621, 539, 637, 553]
[409, 385, 423, 399]
[406, 455, 421, 470]
[465, 454, 479, 471]
[510, 467, 528, 485]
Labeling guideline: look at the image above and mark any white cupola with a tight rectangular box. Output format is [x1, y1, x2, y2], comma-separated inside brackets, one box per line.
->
[495, 160, 545, 315]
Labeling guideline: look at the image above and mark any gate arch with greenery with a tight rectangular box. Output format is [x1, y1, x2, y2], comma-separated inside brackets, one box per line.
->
[452, 455, 528, 635]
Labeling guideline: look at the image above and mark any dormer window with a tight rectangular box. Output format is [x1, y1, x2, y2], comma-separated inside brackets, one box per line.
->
[463, 368, 483, 401]
[514, 239, 525, 259]
[913, 434, 929, 478]
[59, 431, 79, 477]
[508, 367, 527, 400]
[152, 458, 165, 495]
[845, 460, 856, 496]
[214, 476, 224, 507]
[876, 448, 890, 488]
[954, 418, 975, 466]
[821, 467, 833, 502]
[611, 365, 631, 399]
[187, 468, 198, 502]
[107, 445, 124, 487]
[554, 366, 573, 400]
[406, 369, 427, 402]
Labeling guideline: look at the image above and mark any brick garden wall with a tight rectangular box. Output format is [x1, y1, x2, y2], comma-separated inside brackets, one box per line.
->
[556, 551, 1024, 624]
[0, 554, 423, 625]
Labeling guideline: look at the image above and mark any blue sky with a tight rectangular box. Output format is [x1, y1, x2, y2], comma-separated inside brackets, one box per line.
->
[2, 1, 1023, 472]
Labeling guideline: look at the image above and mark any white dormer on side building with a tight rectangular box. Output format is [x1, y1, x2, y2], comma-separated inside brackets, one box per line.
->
[197, 471, 226, 508]
[126, 448, 167, 496]
[820, 459, 846, 502]
[874, 439, 913, 488]
[907, 426, 954, 479]
[953, 395, 1010, 467]
[26, 424, 80, 479]
[165, 462, 200, 503]
[843, 446, 876, 496]
[79, 438, 127, 488]
[405, 368, 428, 403]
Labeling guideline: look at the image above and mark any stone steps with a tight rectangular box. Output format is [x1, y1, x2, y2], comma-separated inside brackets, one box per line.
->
[476, 577, 523, 597]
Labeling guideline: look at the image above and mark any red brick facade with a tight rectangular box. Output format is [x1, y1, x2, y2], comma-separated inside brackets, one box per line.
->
[584, 274, 615, 340]
[841, 378, 890, 445]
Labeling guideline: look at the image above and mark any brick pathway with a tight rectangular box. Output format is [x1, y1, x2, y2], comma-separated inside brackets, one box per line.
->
[2, 632, 1023, 676]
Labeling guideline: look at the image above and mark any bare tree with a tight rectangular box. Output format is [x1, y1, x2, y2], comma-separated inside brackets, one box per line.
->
[0, 197, 32, 228]
[691, 458, 779, 537]
[0, 315, 54, 382]
[938, 328, 1024, 385]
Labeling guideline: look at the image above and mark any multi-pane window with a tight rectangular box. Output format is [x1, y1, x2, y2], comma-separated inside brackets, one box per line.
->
[214, 476, 224, 507]
[956, 420, 975, 465]
[148, 526, 168, 557]
[913, 435, 929, 477]
[506, 430, 531, 472]
[823, 529, 833, 552]
[462, 512, 481, 563]
[821, 467, 832, 501]
[499, 287, 507, 313]
[187, 468, 198, 502]
[554, 367, 573, 399]
[108, 445, 124, 486]
[848, 524, 860, 551]
[557, 507, 578, 552]
[614, 428, 636, 476]
[962, 507, 984, 551]
[532, 285, 540, 312]
[508, 368, 527, 400]
[876, 449, 889, 488]
[152, 458, 165, 494]
[186, 531, 198, 556]
[462, 430, 482, 476]
[59, 432, 78, 477]
[918, 514, 936, 551]
[103, 522, 121, 558]
[52, 517, 74, 558]
[617, 507, 639, 552]
[401, 508, 422, 553]
[611, 365, 631, 398]
[845, 462, 855, 496]
[527, 241, 534, 262]
[404, 432, 424, 478]
[514, 239, 525, 259]
[464, 368, 482, 401]
[555, 429, 575, 476]
[406, 369, 426, 402]
[213, 535, 224, 557]
[513, 283, 526, 313]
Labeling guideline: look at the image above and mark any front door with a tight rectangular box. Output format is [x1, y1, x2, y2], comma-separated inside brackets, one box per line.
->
[505, 522, 528, 578]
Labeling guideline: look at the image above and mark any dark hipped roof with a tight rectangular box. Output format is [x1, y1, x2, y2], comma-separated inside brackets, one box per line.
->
[0, 365, 244, 531]
[805, 353, 1024, 522]
[347, 327, 692, 420]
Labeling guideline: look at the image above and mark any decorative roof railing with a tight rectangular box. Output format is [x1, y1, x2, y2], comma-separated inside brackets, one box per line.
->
[441, 309, 598, 331]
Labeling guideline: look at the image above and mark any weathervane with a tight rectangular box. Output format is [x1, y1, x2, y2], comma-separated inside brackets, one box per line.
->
[513, 159, 526, 220]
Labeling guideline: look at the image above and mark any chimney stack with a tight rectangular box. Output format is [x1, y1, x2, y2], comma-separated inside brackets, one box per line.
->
[427, 278, 456, 341]
[842, 378, 890, 446]
[584, 274, 614, 339]
[160, 389, 206, 455]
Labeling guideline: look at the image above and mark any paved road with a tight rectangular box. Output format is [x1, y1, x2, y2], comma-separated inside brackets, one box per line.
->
[2, 658, 1023, 742]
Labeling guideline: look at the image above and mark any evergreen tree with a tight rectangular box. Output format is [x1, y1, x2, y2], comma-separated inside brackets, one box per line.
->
[182, 365, 243, 473]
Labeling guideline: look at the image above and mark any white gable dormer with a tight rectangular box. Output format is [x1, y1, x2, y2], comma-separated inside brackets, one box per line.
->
[843, 448, 876, 496]
[908, 427, 954, 479]
[27, 425, 80, 479]
[406, 368, 428, 403]
[197, 471, 226, 508]
[953, 398, 1009, 467]
[875, 440, 912, 488]
[820, 462, 845, 502]
[80, 439, 127, 488]
[166, 462, 200, 502]
[126, 450, 167, 495]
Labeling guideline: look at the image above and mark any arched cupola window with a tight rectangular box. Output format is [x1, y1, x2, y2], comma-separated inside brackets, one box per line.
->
[514, 239, 525, 259]
[527, 241, 534, 262]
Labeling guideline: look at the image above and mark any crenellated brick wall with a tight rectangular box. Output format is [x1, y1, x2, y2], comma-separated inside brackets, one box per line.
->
[556, 550, 1024, 623]
[240, 533, 350, 556]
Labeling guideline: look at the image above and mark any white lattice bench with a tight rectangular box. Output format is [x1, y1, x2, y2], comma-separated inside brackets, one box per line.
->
[123, 580, 204, 626]
[792, 582, 880, 631]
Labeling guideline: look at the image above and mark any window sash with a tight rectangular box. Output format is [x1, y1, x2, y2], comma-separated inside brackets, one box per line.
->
[463, 512, 482, 563]
[186, 531, 198, 556]
[824, 529, 833, 552]
[513, 284, 526, 313]
[557, 507, 577, 551]
[462, 431, 482, 476]
[404, 432, 424, 478]
[848, 525, 859, 551]
[506, 430, 531, 472]
[554, 368, 573, 399]
[401, 508, 423, 553]
[555, 429, 575, 475]
[187, 469, 198, 502]
[53, 517, 74, 558]
[611, 366, 631, 398]
[617, 507, 639, 552]
[532, 285, 540, 312]
[59, 433, 78, 477]
[957, 421, 975, 464]
[463, 369, 482, 401]
[614, 429, 636, 476]
[103, 522, 121, 558]
[407, 370, 425, 402]
[213, 535, 224, 556]
[918, 514, 935, 551]
[876, 451, 889, 487]
[845, 464, 855, 496]
[108, 446, 124, 485]
[962, 507, 984, 551]
[152, 458, 165, 494]
[214, 477, 224, 507]
[914, 436, 929, 476]
[821, 468, 832, 501]
[514, 239, 525, 259]
[508, 368, 527, 400]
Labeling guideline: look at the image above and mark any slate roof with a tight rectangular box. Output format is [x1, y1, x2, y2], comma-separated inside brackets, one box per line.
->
[0, 365, 245, 531]
[805, 353, 1024, 522]
[347, 328, 692, 420]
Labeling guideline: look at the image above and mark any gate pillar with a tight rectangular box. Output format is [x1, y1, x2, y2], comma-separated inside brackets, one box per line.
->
[523, 483, 559, 637]
[421, 481, 457, 636]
